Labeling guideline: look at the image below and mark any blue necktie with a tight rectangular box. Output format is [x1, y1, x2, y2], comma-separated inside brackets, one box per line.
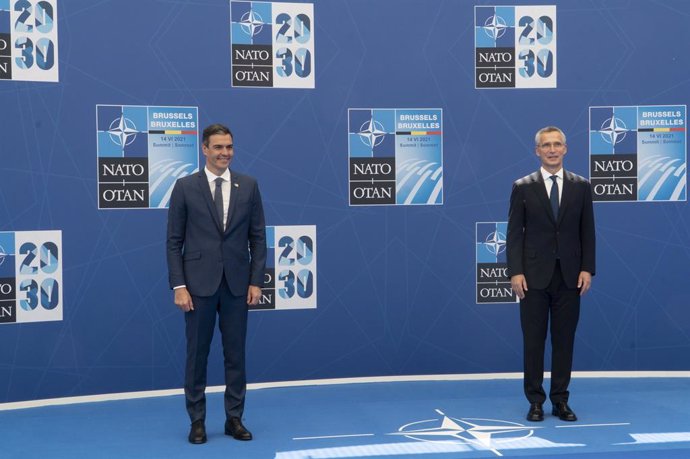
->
[214, 177, 224, 228]
[549, 175, 559, 219]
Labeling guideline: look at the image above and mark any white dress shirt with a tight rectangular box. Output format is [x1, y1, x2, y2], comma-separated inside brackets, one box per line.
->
[204, 166, 232, 229]
[540, 167, 563, 205]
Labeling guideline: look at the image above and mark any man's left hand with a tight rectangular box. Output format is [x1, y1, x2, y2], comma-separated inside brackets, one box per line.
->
[577, 271, 592, 296]
[247, 285, 262, 305]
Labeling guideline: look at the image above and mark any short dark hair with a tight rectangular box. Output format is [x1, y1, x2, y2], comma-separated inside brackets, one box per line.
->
[202, 124, 233, 146]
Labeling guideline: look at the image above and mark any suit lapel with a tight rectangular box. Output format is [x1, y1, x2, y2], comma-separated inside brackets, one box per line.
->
[557, 170, 573, 226]
[225, 171, 240, 234]
[197, 171, 224, 232]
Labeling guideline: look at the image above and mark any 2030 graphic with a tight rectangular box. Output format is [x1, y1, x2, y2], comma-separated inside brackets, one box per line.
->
[254, 225, 317, 311]
[474, 5, 556, 88]
[0, 0, 58, 82]
[230, 1, 314, 88]
[0, 230, 62, 324]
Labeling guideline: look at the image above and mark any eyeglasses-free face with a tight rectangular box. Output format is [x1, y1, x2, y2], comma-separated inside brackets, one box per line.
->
[535, 131, 567, 172]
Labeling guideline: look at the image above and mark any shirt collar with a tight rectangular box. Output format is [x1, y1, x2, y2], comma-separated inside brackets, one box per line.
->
[540, 167, 563, 182]
[204, 166, 231, 183]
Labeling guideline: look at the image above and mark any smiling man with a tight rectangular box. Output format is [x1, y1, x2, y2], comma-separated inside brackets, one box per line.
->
[167, 123, 267, 444]
[506, 126, 596, 423]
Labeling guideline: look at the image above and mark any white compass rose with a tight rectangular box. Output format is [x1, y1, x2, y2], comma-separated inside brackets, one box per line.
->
[484, 15, 508, 40]
[484, 231, 507, 256]
[390, 409, 538, 455]
[358, 119, 387, 148]
[107, 116, 139, 147]
[240, 10, 265, 37]
[599, 116, 629, 145]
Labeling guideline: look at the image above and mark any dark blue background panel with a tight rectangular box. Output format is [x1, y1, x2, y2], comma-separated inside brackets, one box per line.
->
[0, 0, 689, 402]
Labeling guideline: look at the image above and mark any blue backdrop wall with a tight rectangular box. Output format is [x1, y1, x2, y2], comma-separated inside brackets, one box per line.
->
[1, 0, 689, 403]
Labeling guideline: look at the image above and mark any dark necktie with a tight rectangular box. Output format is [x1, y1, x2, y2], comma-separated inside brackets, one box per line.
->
[214, 177, 224, 228]
[549, 175, 559, 219]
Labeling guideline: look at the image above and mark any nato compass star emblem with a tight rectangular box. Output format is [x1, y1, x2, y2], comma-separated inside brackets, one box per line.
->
[358, 118, 387, 148]
[108, 116, 139, 147]
[484, 231, 507, 256]
[0, 245, 6, 267]
[483, 15, 508, 40]
[389, 409, 538, 456]
[599, 116, 629, 145]
[240, 10, 265, 37]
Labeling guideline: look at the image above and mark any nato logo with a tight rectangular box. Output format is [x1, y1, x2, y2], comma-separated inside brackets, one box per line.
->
[97, 105, 199, 209]
[590, 105, 686, 202]
[0, 0, 59, 82]
[476, 222, 516, 304]
[348, 108, 443, 206]
[475, 5, 557, 89]
[254, 225, 317, 311]
[230, 1, 315, 88]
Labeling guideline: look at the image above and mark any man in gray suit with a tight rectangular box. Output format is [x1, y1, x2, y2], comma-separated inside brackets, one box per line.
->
[507, 126, 595, 423]
[167, 123, 267, 444]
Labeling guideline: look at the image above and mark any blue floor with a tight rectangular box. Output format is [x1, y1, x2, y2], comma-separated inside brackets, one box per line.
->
[3, 377, 690, 458]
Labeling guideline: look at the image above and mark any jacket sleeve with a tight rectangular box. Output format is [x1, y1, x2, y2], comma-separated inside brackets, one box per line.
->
[506, 182, 525, 277]
[579, 181, 596, 275]
[166, 179, 187, 289]
[247, 180, 267, 287]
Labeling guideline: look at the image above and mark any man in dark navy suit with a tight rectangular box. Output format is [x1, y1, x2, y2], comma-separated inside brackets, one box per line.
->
[167, 123, 267, 443]
[507, 126, 595, 423]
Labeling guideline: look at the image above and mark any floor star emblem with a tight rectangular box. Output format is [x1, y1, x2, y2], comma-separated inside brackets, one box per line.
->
[390, 409, 538, 455]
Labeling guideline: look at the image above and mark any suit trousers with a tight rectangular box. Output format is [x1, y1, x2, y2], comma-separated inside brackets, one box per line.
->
[520, 261, 580, 404]
[184, 276, 248, 422]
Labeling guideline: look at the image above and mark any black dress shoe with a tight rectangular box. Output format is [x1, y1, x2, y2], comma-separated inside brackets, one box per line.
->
[552, 401, 577, 421]
[526, 402, 544, 422]
[225, 417, 253, 441]
[188, 420, 207, 444]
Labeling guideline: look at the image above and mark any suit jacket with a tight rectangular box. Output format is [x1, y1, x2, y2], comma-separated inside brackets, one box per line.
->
[507, 170, 595, 290]
[166, 170, 267, 297]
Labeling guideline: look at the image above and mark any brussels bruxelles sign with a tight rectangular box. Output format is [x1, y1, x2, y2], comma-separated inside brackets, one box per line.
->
[589, 105, 687, 202]
[348, 108, 443, 206]
[96, 105, 199, 209]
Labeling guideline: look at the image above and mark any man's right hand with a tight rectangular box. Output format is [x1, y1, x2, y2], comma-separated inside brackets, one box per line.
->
[510, 274, 528, 299]
[174, 287, 194, 312]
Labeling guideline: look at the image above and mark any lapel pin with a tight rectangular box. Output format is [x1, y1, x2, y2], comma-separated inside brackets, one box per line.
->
[234, 183, 239, 188]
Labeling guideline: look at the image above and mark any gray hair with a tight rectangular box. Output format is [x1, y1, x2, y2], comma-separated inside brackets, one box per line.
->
[534, 126, 566, 146]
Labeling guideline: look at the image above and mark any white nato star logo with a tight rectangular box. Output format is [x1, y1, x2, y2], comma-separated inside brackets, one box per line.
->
[358, 119, 387, 148]
[599, 116, 629, 145]
[483, 15, 508, 40]
[484, 231, 507, 256]
[107, 116, 139, 147]
[390, 409, 537, 454]
[240, 10, 265, 37]
[0, 245, 6, 267]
